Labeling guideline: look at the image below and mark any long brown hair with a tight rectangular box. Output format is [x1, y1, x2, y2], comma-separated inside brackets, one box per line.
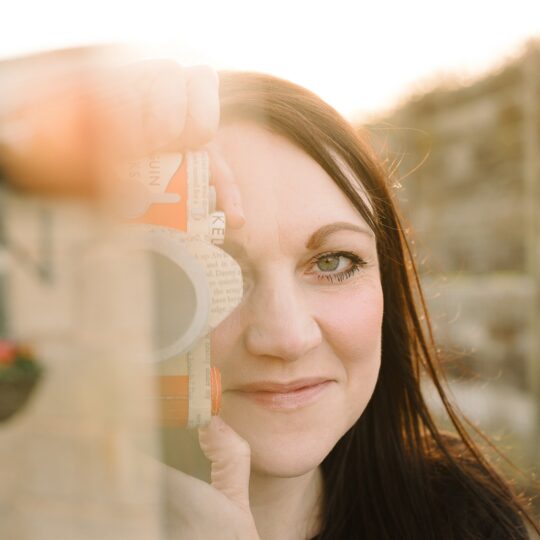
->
[218, 71, 539, 539]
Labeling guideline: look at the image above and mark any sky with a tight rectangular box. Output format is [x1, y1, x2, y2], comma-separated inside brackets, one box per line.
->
[2, 1, 539, 120]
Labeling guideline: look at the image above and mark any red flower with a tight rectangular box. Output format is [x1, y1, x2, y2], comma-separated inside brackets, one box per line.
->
[0, 340, 16, 366]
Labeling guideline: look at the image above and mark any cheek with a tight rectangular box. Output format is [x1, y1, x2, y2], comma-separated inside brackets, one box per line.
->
[314, 281, 383, 420]
[208, 279, 384, 476]
[210, 312, 243, 371]
[316, 279, 383, 358]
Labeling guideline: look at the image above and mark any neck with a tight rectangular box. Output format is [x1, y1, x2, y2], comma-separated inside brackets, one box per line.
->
[249, 466, 323, 540]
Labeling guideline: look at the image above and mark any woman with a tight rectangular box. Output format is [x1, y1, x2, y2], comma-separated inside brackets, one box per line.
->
[195, 71, 540, 540]
[2, 50, 535, 537]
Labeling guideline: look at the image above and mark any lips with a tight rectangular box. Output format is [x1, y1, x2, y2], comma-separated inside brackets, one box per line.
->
[228, 377, 333, 410]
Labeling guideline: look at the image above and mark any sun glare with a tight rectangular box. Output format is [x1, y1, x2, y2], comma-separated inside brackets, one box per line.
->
[2, 0, 539, 118]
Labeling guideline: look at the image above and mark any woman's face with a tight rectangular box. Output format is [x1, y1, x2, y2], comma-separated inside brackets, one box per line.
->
[212, 123, 383, 477]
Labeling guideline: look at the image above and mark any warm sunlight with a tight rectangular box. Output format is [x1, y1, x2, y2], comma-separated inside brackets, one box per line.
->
[2, 2, 540, 537]
[2, 1, 539, 118]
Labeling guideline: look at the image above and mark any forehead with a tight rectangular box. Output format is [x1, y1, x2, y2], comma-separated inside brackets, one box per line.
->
[215, 123, 371, 248]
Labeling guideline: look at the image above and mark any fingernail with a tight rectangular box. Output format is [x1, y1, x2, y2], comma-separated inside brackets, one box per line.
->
[211, 415, 228, 431]
[231, 185, 246, 221]
[234, 212, 246, 228]
[199, 415, 223, 432]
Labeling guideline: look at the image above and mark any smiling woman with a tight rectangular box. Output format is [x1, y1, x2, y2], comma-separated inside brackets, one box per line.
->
[202, 72, 540, 539]
[212, 122, 383, 493]
[3, 48, 537, 539]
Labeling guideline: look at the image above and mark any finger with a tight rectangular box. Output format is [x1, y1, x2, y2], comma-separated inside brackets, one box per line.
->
[0, 72, 102, 198]
[163, 462, 259, 540]
[101, 60, 188, 157]
[145, 61, 189, 149]
[179, 65, 220, 149]
[206, 143, 245, 228]
[198, 416, 252, 513]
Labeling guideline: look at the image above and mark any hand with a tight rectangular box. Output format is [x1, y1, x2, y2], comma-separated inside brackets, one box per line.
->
[164, 416, 260, 539]
[0, 47, 244, 228]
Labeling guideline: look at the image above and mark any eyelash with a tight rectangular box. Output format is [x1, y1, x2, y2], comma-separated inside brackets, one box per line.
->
[310, 251, 367, 284]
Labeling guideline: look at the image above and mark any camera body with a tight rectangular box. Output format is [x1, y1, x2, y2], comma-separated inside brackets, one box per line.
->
[121, 151, 243, 427]
[0, 151, 242, 428]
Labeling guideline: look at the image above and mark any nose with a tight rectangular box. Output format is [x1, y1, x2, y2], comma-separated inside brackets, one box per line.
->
[243, 275, 322, 362]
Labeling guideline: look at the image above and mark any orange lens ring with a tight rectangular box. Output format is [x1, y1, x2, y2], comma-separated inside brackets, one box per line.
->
[211, 366, 221, 416]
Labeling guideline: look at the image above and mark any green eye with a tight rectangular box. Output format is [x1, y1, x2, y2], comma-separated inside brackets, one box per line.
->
[310, 251, 367, 284]
[316, 255, 340, 272]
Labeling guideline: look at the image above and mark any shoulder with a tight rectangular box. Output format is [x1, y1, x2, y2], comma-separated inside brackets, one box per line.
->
[426, 434, 530, 539]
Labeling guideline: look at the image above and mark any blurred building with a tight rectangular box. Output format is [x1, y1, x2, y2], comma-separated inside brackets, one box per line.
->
[366, 42, 540, 478]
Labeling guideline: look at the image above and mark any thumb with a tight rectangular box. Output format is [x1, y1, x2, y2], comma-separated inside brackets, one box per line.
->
[198, 416, 252, 513]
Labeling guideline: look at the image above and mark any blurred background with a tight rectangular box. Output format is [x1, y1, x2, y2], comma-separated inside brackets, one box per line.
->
[2, 0, 539, 513]
[366, 41, 540, 511]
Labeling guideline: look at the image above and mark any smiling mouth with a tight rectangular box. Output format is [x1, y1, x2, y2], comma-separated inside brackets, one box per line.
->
[229, 380, 333, 410]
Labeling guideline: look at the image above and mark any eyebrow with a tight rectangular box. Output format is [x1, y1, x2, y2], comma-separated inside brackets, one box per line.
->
[222, 221, 374, 260]
[305, 222, 374, 250]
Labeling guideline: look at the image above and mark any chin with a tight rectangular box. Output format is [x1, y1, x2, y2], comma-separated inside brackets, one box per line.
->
[249, 439, 329, 478]
[222, 406, 344, 477]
